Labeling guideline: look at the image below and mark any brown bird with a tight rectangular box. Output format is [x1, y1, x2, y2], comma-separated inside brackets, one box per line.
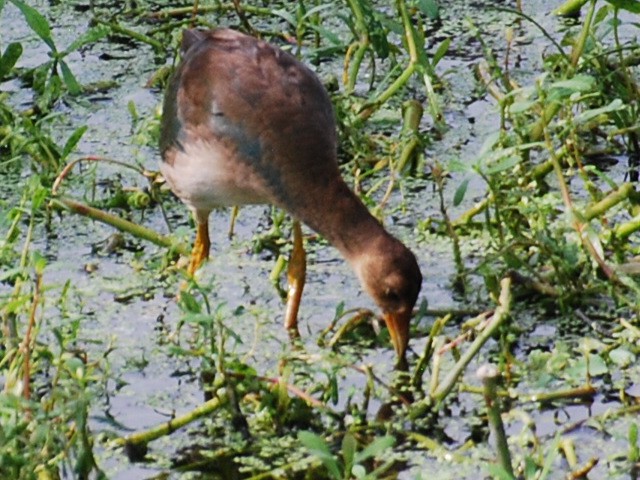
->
[160, 28, 422, 362]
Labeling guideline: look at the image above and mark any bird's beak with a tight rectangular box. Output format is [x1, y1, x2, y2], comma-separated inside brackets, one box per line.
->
[383, 309, 411, 362]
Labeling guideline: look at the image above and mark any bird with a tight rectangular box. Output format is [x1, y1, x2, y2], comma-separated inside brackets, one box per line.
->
[159, 28, 422, 363]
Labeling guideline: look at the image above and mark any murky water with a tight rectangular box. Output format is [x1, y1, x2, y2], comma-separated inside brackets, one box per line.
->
[2, 1, 638, 478]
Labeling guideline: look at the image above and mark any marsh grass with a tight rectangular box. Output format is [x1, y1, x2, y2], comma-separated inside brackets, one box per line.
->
[1, 0, 640, 478]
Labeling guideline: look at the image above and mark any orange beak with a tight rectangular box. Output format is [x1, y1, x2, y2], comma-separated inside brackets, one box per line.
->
[382, 309, 411, 362]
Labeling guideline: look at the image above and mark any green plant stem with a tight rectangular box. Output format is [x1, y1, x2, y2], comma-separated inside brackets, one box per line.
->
[411, 314, 450, 390]
[459, 383, 596, 403]
[584, 183, 633, 220]
[407, 432, 467, 462]
[49, 197, 190, 256]
[553, 0, 589, 16]
[93, 19, 164, 51]
[452, 198, 489, 227]
[543, 116, 618, 280]
[434, 163, 464, 288]
[570, 0, 597, 69]
[2, 194, 34, 345]
[0, 125, 58, 167]
[528, 102, 563, 142]
[492, 7, 568, 62]
[615, 215, 640, 241]
[358, 63, 416, 122]
[327, 310, 372, 348]
[112, 394, 228, 448]
[420, 68, 444, 127]
[344, 0, 369, 94]
[508, 271, 559, 297]
[477, 364, 515, 479]
[146, 3, 271, 19]
[52, 155, 146, 195]
[357, 0, 443, 125]
[431, 276, 512, 404]
[2, 193, 26, 247]
[531, 158, 555, 181]
[453, 145, 570, 225]
[19, 270, 41, 400]
[397, 99, 423, 172]
[397, 0, 443, 126]
[397, 0, 418, 62]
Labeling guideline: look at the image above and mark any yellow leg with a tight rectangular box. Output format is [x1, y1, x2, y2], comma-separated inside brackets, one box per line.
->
[284, 220, 306, 333]
[228, 206, 239, 239]
[188, 216, 211, 276]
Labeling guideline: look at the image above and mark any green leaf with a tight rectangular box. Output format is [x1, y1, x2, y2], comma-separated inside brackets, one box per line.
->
[574, 98, 624, 125]
[128, 100, 139, 123]
[453, 178, 469, 206]
[548, 74, 595, 93]
[583, 224, 604, 259]
[484, 155, 521, 174]
[32, 251, 47, 274]
[29, 177, 49, 210]
[10, 0, 56, 51]
[65, 356, 85, 374]
[299, 3, 334, 20]
[570, 355, 609, 378]
[538, 435, 562, 480]
[298, 431, 342, 480]
[352, 464, 366, 478]
[630, 422, 638, 445]
[630, 423, 640, 462]
[354, 435, 394, 463]
[306, 24, 342, 46]
[59, 59, 81, 95]
[609, 347, 635, 367]
[62, 24, 110, 56]
[366, 459, 396, 479]
[417, 0, 440, 19]
[0, 267, 22, 282]
[377, 16, 403, 35]
[183, 313, 214, 326]
[0, 42, 23, 82]
[594, 4, 613, 24]
[178, 290, 201, 313]
[486, 464, 517, 480]
[605, 0, 640, 13]
[477, 131, 501, 158]
[342, 433, 356, 474]
[355, 0, 389, 59]
[62, 125, 87, 159]
[448, 158, 473, 173]
[432, 38, 450, 67]
[299, 431, 332, 456]
[271, 9, 297, 28]
[508, 99, 536, 114]
[524, 456, 538, 478]
[329, 373, 339, 405]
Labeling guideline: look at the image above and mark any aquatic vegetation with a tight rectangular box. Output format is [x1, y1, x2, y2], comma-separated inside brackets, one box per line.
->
[0, 0, 639, 479]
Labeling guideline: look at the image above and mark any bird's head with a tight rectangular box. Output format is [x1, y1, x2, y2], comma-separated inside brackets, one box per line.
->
[354, 236, 422, 364]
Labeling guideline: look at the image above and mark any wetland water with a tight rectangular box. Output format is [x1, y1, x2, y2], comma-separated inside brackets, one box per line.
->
[1, 0, 639, 478]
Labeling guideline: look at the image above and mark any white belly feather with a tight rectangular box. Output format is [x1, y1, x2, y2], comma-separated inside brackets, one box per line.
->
[161, 139, 268, 213]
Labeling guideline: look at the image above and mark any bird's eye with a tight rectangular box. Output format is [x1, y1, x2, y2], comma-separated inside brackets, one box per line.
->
[385, 289, 401, 304]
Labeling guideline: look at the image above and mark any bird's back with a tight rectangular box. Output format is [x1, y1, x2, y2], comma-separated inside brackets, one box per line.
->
[160, 29, 340, 211]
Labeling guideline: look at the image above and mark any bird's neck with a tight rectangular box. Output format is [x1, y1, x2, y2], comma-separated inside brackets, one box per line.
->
[297, 179, 389, 264]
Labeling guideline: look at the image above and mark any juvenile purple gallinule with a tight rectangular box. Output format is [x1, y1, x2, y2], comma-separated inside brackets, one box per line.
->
[160, 29, 422, 361]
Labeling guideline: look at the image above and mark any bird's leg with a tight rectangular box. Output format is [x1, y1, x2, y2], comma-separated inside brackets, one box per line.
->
[228, 206, 239, 239]
[284, 220, 306, 335]
[188, 212, 211, 276]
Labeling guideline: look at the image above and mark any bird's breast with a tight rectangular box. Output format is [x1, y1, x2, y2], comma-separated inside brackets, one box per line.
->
[161, 139, 270, 212]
